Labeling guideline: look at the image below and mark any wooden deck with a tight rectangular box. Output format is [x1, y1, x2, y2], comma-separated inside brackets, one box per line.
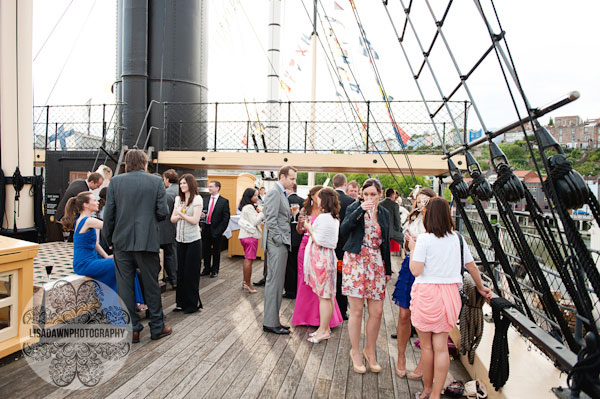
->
[0, 252, 469, 398]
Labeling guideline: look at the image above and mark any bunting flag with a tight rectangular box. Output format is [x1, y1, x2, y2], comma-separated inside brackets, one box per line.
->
[334, 1, 344, 11]
[359, 37, 379, 60]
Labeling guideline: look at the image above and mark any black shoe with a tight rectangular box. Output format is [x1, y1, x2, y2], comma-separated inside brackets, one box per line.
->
[263, 326, 290, 335]
[169, 281, 177, 290]
[173, 307, 183, 312]
[253, 278, 266, 287]
[200, 269, 211, 276]
[342, 313, 349, 321]
[391, 333, 397, 339]
[282, 292, 296, 299]
[210, 272, 218, 278]
[279, 324, 290, 330]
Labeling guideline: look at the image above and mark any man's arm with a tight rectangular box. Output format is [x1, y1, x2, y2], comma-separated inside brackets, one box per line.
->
[102, 182, 116, 246]
[155, 179, 169, 221]
[263, 191, 284, 244]
[219, 198, 231, 236]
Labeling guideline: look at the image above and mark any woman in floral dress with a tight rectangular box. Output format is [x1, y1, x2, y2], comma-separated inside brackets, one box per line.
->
[303, 187, 341, 343]
[341, 179, 392, 374]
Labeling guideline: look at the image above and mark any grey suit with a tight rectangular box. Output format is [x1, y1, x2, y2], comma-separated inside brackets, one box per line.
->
[262, 184, 291, 328]
[103, 170, 169, 335]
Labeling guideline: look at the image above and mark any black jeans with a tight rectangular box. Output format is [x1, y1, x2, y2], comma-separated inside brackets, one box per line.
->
[176, 239, 203, 311]
[202, 225, 222, 274]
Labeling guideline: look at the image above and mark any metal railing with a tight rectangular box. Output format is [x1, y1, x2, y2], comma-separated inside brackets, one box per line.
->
[33, 104, 123, 152]
[163, 100, 469, 153]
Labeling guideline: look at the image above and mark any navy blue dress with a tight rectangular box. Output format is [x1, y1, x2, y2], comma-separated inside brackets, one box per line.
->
[73, 216, 144, 303]
[392, 255, 415, 309]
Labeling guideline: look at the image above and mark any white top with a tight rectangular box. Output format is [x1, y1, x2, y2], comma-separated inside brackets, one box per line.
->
[310, 212, 339, 249]
[238, 204, 264, 239]
[174, 195, 203, 243]
[406, 213, 426, 237]
[411, 231, 474, 285]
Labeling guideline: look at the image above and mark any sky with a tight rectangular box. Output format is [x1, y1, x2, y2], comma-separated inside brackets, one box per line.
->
[32, 0, 600, 135]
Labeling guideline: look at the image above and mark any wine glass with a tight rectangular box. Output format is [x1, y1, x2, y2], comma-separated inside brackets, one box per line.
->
[45, 265, 53, 283]
[62, 230, 70, 246]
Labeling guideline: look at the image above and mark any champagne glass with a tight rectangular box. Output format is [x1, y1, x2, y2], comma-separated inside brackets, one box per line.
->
[45, 265, 53, 283]
[62, 230, 70, 246]
[290, 204, 300, 216]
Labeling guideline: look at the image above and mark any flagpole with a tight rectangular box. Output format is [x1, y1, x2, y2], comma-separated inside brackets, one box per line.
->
[308, 0, 318, 186]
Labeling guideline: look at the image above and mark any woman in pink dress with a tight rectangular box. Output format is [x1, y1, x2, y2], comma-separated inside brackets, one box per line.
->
[303, 188, 341, 343]
[292, 185, 343, 328]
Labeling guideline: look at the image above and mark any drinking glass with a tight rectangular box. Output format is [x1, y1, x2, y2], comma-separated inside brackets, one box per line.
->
[45, 265, 53, 283]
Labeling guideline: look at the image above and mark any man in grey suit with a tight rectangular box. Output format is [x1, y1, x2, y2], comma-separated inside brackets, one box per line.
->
[262, 166, 297, 335]
[160, 169, 179, 289]
[103, 150, 171, 343]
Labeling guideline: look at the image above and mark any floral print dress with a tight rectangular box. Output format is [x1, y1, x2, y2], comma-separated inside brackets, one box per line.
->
[341, 212, 386, 300]
[305, 241, 337, 299]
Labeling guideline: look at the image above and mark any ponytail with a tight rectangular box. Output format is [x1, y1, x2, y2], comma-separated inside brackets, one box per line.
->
[60, 191, 93, 231]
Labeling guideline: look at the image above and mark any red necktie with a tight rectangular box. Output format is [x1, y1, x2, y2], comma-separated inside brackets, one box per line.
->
[207, 197, 216, 224]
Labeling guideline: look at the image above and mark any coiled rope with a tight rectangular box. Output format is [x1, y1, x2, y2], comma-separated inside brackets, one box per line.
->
[460, 273, 485, 365]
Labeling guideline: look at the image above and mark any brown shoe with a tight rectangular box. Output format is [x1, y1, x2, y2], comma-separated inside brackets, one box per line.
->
[132, 331, 140, 344]
[151, 325, 172, 340]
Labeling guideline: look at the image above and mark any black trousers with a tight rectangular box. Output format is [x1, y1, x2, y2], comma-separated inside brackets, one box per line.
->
[336, 270, 348, 317]
[114, 250, 164, 335]
[202, 225, 222, 274]
[176, 240, 203, 312]
[160, 242, 177, 284]
[284, 245, 299, 295]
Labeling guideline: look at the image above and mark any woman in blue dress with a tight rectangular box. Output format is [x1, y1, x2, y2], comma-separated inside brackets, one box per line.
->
[61, 191, 145, 311]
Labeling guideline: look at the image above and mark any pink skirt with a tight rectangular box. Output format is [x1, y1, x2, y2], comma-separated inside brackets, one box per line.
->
[240, 237, 258, 260]
[410, 283, 462, 333]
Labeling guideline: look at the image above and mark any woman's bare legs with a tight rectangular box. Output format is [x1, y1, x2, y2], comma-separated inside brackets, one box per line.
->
[348, 296, 365, 366]
[314, 296, 333, 338]
[364, 298, 383, 365]
[416, 329, 433, 398]
[242, 258, 253, 286]
[396, 307, 411, 371]
[430, 332, 450, 399]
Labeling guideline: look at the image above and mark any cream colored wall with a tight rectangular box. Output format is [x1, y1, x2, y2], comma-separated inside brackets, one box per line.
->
[0, 0, 34, 230]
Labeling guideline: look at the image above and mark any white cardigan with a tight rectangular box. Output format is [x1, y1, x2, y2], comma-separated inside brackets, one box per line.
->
[238, 204, 264, 239]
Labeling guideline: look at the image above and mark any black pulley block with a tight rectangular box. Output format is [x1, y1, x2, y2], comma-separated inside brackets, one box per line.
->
[489, 142, 525, 203]
[448, 159, 469, 199]
[548, 154, 589, 210]
[466, 152, 493, 201]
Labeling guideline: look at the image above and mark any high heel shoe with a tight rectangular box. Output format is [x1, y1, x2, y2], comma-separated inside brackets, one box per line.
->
[395, 368, 406, 378]
[349, 349, 366, 374]
[242, 282, 257, 294]
[307, 332, 330, 343]
[407, 370, 423, 380]
[362, 349, 382, 373]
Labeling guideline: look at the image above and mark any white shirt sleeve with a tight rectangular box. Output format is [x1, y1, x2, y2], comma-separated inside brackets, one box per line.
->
[411, 233, 428, 262]
[462, 235, 474, 264]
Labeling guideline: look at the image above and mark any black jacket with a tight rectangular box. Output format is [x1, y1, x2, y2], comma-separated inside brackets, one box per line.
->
[288, 193, 305, 247]
[335, 189, 356, 260]
[203, 195, 231, 238]
[379, 197, 403, 243]
[56, 179, 89, 221]
[340, 201, 392, 276]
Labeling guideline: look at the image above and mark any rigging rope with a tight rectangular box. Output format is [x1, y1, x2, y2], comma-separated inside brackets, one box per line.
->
[345, 0, 418, 183]
[489, 296, 514, 391]
[298, 0, 413, 192]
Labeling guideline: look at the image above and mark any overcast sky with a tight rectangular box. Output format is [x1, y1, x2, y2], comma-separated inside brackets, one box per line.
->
[33, 0, 600, 133]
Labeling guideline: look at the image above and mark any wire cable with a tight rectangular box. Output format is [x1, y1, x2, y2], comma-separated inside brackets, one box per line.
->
[33, 0, 75, 62]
